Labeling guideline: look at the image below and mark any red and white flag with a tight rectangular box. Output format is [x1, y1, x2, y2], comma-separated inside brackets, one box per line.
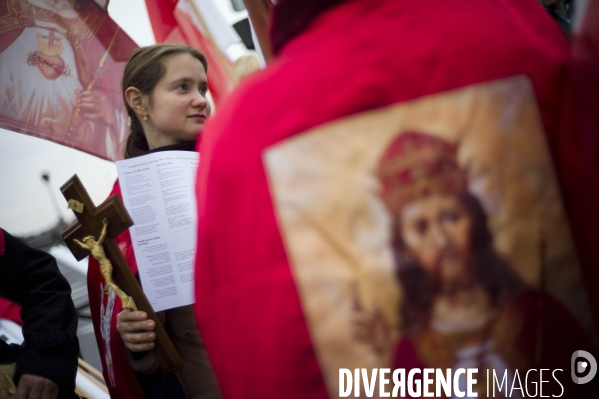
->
[0, 0, 138, 160]
[145, 0, 233, 106]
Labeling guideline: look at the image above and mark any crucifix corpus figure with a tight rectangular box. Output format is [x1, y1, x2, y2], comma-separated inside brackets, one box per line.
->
[74, 218, 137, 311]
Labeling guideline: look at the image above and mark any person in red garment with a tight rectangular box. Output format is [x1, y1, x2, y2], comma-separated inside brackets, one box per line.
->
[193, 0, 599, 398]
[86, 44, 220, 399]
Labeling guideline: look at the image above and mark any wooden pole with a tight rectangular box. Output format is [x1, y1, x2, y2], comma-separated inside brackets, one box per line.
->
[243, 0, 273, 63]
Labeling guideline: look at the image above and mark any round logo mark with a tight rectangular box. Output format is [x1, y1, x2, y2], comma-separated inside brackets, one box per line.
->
[571, 350, 597, 384]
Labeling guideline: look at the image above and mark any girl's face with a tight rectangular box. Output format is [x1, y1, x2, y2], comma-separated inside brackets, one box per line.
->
[143, 52, 211, 149]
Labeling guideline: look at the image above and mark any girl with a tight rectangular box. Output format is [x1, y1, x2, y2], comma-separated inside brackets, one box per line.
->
[87, 44, 221, 399]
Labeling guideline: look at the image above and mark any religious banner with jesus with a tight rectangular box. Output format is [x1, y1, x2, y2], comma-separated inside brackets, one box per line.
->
[0, 0, 137, 160]
[264, 76, 596, 397]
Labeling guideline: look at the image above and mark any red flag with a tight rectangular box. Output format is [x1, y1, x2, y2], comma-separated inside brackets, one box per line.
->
[145, 0, 232, 105]
[0, 0, 137, 161]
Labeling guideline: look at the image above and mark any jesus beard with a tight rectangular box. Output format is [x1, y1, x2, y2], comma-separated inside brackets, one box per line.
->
[432, 251, 479, 298]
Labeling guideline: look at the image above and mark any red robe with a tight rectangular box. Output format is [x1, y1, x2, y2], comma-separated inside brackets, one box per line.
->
[193, 0, 596, 398]
[394, 291, 592, 398]
[87, 182, 146, 399]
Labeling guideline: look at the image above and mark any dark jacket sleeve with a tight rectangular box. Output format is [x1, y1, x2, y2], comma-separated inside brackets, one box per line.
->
[0, 229, 79, 392]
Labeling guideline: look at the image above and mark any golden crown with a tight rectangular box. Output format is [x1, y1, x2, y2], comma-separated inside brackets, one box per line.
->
[377, 132, 467, 215]
[36, 32, 64, 56]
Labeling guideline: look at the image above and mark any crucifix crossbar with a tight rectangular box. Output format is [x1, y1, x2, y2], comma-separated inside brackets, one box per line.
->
[61, 174, 182, 373]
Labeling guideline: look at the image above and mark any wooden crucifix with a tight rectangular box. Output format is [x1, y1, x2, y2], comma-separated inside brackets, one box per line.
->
[60, 174, 182, 373]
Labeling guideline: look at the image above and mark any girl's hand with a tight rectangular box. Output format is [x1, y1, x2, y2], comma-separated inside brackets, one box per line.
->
[116, 310, 156, 352]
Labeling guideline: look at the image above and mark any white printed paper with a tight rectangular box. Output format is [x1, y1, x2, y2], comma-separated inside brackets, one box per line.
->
[116, 151, 198, 312]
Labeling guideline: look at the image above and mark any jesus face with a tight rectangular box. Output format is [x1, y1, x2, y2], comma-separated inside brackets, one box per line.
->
[143, 52, 211, 149]
[398, 194, 474, 293]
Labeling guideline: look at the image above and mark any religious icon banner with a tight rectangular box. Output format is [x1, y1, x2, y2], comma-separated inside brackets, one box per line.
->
[0, 0, 138, 160]
[263, 76, 596, 398]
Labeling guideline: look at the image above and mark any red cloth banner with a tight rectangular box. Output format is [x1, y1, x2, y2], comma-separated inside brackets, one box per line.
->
[145, 0, 231, 106]
[86, 183, 145, 398]
[0, 0, 138, 161]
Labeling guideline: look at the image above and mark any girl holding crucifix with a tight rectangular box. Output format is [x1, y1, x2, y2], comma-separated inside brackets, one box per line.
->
[86, 44, 221, 399]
